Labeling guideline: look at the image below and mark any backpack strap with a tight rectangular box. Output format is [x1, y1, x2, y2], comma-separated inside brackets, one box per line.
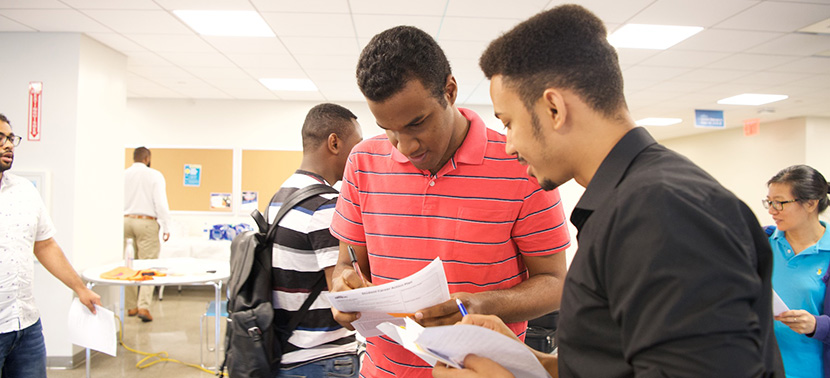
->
[264, 184, 338, 243]
[278, 274, 328, 349]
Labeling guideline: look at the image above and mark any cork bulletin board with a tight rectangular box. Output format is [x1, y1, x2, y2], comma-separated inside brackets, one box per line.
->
[241, 150, 303, 213]
[125, 148, 233, 212]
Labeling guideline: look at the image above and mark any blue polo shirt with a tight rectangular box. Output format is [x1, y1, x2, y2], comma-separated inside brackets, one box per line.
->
[772, 221, 830, 378]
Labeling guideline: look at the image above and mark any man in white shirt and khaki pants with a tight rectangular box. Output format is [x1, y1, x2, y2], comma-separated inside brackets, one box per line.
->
[124, 147, 171, 322]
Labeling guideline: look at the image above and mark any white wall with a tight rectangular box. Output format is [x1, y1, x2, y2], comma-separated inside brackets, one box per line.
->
[662, 117, 830, 225]
[0, 32, 126, 364]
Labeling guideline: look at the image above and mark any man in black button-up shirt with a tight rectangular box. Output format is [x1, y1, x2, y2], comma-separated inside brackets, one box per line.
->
[434, 4, 783, 378]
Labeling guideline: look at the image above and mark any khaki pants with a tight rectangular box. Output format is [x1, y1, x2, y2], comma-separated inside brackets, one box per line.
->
[123, 217, 160, 310]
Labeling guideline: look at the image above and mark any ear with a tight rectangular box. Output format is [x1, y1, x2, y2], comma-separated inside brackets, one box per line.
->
[444, 75, 458, 107]
[804, 199, 820, 214]
[541, 88, 567, 131]
[327, 133, 340, 154]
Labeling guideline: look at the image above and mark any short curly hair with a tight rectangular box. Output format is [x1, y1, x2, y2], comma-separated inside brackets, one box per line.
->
[302, 103, 358, 150]
[357, 26, 451, 106]
[479, 4, 626, 118]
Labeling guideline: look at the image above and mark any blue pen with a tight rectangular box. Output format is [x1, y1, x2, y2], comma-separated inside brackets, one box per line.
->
[455, 298, 468, 316]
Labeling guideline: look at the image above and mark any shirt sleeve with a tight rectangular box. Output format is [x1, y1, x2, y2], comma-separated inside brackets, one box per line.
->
[330, 153, 366, 245]
[153, 171, 172, 234]
[511, 181, 570, 256]
[35, 189, 56, 242]
[606, 186, 771, 376]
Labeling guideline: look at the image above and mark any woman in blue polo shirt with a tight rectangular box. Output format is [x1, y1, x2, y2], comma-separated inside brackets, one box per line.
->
[767, 164, 830, 378]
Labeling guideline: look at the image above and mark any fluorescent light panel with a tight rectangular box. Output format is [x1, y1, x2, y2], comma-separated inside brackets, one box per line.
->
[636, 118, 682, 126]
[174, 10, 275, 37]
[259, 78, 318, 92]
[608, 24, 703, 49]
[717, 94, 788, 106]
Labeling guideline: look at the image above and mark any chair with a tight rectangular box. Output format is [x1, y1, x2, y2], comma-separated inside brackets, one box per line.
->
[200, 300, 228, 368]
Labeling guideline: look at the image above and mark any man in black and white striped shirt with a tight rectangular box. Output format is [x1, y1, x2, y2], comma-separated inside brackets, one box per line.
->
[267, 103, 363, 377]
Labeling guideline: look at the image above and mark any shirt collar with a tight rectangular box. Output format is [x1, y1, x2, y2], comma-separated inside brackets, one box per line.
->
[295, 169, 329, 186]
[390, 107, 487, 166]
[771, 221, 830, 253]
[571, 127, 657, 231]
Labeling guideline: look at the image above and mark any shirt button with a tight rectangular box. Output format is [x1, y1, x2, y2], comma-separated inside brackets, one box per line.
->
[429, 181, 435, 187]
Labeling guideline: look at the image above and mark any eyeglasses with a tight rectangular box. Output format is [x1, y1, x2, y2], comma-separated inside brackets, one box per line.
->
[761, 199, 799, 211]
[0, 132, 21, 147]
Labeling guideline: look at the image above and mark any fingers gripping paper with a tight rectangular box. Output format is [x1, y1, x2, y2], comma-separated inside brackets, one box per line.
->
[324, 257, 451, 337]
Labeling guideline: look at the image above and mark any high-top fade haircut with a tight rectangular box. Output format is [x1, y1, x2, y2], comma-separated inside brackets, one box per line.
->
[302, 103, 358, 151]
[480, 4, 626, 119]
[357, 26, 452, 107]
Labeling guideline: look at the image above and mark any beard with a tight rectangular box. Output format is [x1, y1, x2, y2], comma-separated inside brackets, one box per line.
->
[0, 158, 11, 173]
[539, 177, 560, 191]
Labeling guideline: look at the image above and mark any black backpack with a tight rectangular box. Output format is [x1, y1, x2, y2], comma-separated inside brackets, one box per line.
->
[220, 184, 339, 377]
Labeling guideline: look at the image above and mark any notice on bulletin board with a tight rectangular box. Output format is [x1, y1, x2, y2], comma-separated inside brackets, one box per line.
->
[241, 191, 258, 212]
[184, 164, 202, 187]
[210, 193, 231, 209]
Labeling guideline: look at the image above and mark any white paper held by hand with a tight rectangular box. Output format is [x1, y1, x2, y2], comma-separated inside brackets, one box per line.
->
[67, 298, 117, 357]
[772, 290, 789, 316]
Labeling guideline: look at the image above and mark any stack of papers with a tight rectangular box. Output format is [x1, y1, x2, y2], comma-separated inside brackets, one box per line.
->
[378, 317, 551, 378]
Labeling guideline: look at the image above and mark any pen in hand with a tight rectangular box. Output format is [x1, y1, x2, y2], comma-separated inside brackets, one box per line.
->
[456, 298, 469, 316]
[348, 245, 369, 286]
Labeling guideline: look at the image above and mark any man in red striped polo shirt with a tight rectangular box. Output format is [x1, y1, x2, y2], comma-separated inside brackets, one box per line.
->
[328, 26, 571, 378]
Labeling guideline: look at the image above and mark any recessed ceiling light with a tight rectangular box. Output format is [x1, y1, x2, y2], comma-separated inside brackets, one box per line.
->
[608, 24, 703, 49]
[173, 10, 275, 37]
[259, 78, 318, 92]
[635, 118, 682, 126]
[717, 94, 788, 106]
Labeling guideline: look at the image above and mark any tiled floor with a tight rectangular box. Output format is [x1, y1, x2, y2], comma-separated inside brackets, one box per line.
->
[48, 287, 226, 378]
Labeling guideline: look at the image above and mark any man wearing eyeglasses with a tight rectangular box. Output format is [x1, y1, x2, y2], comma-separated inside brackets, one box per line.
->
[0, 113, 102, 378]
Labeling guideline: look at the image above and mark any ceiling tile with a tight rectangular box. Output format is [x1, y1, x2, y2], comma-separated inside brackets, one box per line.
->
[438, 39, 490, 64]
[155, 0, 253, 11]
[245, 67, 308, 79]
[638, 50, 731, 68]
[746, 33, 830, 56]
[83, 10, 192, 34]
[352, 14, 442, 39]
[63, 0, 161, 10]
[0, 0, 68, 9]
[306, 68, 356, 82]
[705, 53, 799, 71]
[227, 53, 300, 70]
[270, 91, 326, 101]
[188, 67, 250, 80]
[203, 36, 288, 54]
[459, 79, 493, 105]
[294, 54, 359, 70]
[0, 9, 110, 32]
[445, 0, 548, 19]
[672, 29, 783, 53]
[127, 34, 215, 52]
[628, 0, 758, 27]
[221, 85, 279, 100]
[129, 65, 194, 79]
[622, 66, 690, 80]
[673, 68, 753, 83]
[314, 80, 363, 101]
[280, 37, 359, 55]
[768, 57, 830, 74]
[156, 51, 236, 68]
[716, 2, 830, 32]
[730, 71, 813, 86]
[250, 0, 350, 13]
[643, 80, 715, 93]
[616, 49, 662, 66]
[126, 51, 172, 66]
[86, 32, 146, 52]
[263, 12, 354, 38]
[349, 0, 447, 16]
[200, 77, 261, 89]
[0, 15, 34, 31]
[788, 73, 830, 88]
[439, 17, 521, 41]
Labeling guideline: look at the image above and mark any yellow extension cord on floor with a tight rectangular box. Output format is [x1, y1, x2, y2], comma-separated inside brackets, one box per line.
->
[114, 312, 227, 376]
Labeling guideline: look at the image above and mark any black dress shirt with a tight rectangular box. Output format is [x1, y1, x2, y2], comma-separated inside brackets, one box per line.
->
[558, 127, 783, 377]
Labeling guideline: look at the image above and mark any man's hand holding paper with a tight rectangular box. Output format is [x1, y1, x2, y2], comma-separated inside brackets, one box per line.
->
[329, 263, 374, 331]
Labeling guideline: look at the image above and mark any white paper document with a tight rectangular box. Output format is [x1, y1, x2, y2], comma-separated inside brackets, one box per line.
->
[325, 257, 451, 337]
[379, 317, 551, 378]
[772, 290, 790, 316]
[67, 298, 117, 357]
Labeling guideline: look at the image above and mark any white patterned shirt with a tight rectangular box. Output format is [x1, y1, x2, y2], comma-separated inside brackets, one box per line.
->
[0, 172, 56, 333]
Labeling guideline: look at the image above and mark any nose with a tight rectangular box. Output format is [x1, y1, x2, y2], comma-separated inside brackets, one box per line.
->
[768, 205, 778, 215]
[504, 131, 517, 157]
[394, 133, 420, 157]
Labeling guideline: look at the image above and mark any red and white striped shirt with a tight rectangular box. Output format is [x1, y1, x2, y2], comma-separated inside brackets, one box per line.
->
[330, 108, 570, 377]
